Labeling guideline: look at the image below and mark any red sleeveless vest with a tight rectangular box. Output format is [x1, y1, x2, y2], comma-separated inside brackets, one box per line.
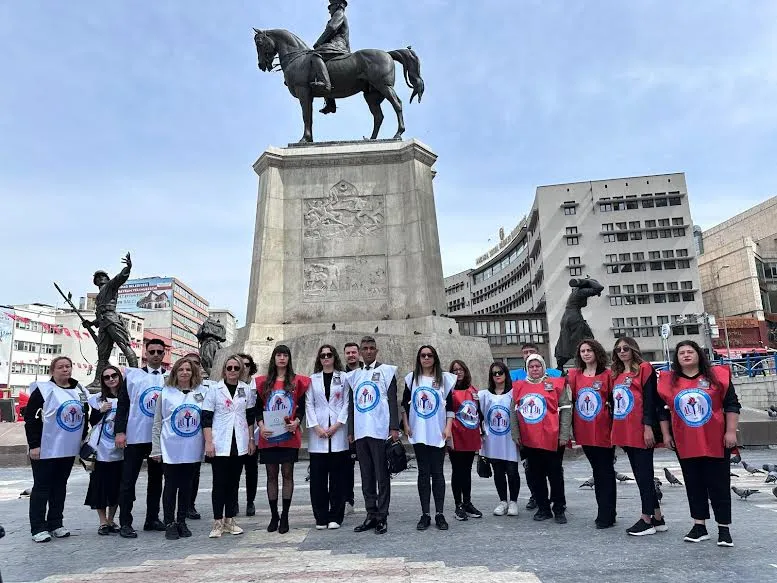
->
[449, 387, 481, 451]
[512, 377, 565, 452]
[657, 366, 730, 459]
[610, 362, 653, 449]
[568, 369, 612, 448]
[255, 375, 310, 450]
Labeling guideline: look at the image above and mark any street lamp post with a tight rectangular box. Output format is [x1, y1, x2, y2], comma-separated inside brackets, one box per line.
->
[715, 265, 731, 361]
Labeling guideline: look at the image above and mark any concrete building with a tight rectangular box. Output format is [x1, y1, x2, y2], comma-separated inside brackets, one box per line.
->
[1, 304, 144, 396]
[208, 309, 238, 346]
[86, 276, 209, 361]
[445, 173, 706, 363]
[698, 195, 777, 356]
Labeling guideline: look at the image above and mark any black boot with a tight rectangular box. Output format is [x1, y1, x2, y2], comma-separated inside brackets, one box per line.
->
[279, 498, 291, 534]
[267, 499, 279, 532]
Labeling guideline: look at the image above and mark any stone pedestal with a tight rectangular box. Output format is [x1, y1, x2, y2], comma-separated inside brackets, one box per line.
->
[219, 139, 493, 386]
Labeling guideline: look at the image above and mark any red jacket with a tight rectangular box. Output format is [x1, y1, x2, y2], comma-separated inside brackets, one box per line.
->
[255, 375, 310, 449]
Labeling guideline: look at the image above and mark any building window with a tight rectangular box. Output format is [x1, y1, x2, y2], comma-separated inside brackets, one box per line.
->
[668, 293, 681, 302]
[564, 206, 576, 215]
[617, 233, 628, 242]
[642, 327, 655, 337]
[658, 218, 670, 227]
[569, 256, 581, 265]
[650, 261, 663, 271]
[612, 318, 625, 327]
[658, 316, 669, 325]
[668, 282, 679, 291]
[659, 229, 672, 238]
[610, 297, 623, 306]
[663, 250, 675, 258]
[636, 284, 648, 293]
[624, 295, 636, 305]
[672, 217, 684, 225]
[621, 264, 633, 273]
[681, 281, 693, 290]
[567, 236, 579, 246]
[682, 292, 696, 301]
[630, 232, 643, 240]
[634, 263, 647, 272]
[633, 252, 644, 260]
[673, 228, 686, 237]
[566, 226, 578, 235]
[604, 234, 616, 243]
[637, 295, 651, 304]
[676, 249, 689, 257]
[653, 283, 665, 291]
[629, 222, 641, 230]
[618, 253, 631, 262]
[686, 324, 700, 334]
[609, 285, 621, 295]
[642, 199, 654, 209]
[656, 198, 668, 207]
[645, 220, 656, 228]
[626, 200, 639, 210]
[624, 285, 635, 293]
[602, 223, 614, 232]
[678, 259, 691, 269]
[616, 222, 627, 230]
[606, 265, 619, 274]
[606, 254, 617, 263]
[570, 267, 582, 276]
[646, 230, 658, 239]
[601, 203, 612, 212]
[665, 260, 677, 269]
[655, 293, 667, 303]
[669, 196, 681, 206]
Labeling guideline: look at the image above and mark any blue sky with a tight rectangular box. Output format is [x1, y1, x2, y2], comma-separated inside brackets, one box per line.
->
[2, 1, 776, 323]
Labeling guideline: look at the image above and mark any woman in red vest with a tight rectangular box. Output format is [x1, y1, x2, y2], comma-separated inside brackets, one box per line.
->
[511, 354, 572, 524]
[568, 339, 616, 528]
[657, 340, 740, 547]
[447, 360, 483, 522]
[256, 345, 310, 534]
[610, 337, 666, 536]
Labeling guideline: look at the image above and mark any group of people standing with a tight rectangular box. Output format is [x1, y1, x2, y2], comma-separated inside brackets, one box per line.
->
[23, 334, 741, 548]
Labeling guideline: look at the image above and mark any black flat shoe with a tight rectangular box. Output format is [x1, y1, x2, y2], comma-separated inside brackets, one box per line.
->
[144, 519, 166, 532]
[187, 508, 201, 520]
[98, 525, 112, 536]
[177, 522, 192, 538]
[246, 502, 256, 517]
[354, 518, 378, 532]
[119, 525, 138, 539]
[416, 514, 431, 531]
[267, 516, 279, 532]
[375, 520, 387, 534]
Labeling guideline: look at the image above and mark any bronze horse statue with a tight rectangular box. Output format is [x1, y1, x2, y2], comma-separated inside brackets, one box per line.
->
[254, 28, 424, 143]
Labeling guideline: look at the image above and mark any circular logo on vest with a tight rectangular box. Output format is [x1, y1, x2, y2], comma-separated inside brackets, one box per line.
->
[412, 387, 440, 419]
[518, 393, 547, 424]
[355, 381, 380, 414]
[456, 399, 479, 429]
[56, 400, 84, 432]
[486, 405, 511, 435]
[612, 385, 634, 420]
[171, 404, 201, 437]
[674, 389, 713, 428]
[102, 408, 117, 439]
[139, 387, 162, 418]
[576, 388, 602, 421]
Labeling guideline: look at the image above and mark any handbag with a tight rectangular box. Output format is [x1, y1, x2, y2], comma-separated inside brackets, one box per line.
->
[385, 438, 408, 475]
[477, 453, 492, 478]
[79, 409, 106, 472]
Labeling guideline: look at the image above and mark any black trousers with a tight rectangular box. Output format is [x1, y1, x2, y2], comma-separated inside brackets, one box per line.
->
[189, 462, 201, 509]
[583, 445, 617, 523]
[449, 450, 476, 505]
[491, 459, 520, 502]
[29, 457, 74, 535]
[211, 455, 243, 520]
[678, 453, 731, 524]
[346, 445, 357, 505]
[163, 463, 197, 524]
[624, 446, 660, 516]
[118, 442, 163, 527]
[524, 447, 565, 513]
[309, 451, 349, 525]
[355, 437, 390, 521]
[243, 451, 259, 504]
[413, 444, 446, 514]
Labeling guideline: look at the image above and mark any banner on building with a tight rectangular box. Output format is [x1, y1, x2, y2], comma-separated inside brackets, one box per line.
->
[0, 312, 13, 385]
[117, 277, 174, 313]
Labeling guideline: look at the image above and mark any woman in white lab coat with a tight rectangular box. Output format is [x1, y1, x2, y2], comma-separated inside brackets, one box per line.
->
[306, 344, 351, 530]
[202, 355, 256, 539]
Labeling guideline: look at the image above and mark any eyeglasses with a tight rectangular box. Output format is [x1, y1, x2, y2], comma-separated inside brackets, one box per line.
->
[148, 349, 164, 355]
[491, 370, 505, 377]
[102, 373, 120, 381]
[420, 353, 434, 359]
[225, 365, 241, 372]
[616, 346, 632, 353]
[319, 353, 333, 359]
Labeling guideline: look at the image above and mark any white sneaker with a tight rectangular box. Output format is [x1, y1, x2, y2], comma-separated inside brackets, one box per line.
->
[507, 501, 519, 516]
[327, 522, 340, 529]
[32, 531, 51, 543]
[315, 524, 328, 530]
[224, 518, 243, 535]
[208, 519, 224, 538]
[493, 501, 509, 516]
[51, 527, 70, 538]
[345, 503, 355, 515]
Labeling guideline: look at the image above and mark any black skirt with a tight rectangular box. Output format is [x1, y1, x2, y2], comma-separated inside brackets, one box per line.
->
[259, 447, 298, 465]
[84, 460, 122, 509]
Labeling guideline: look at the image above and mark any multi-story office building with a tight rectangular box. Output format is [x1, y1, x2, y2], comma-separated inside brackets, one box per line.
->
[86, 276, 209, 360]
[698, 195, 777, 355]
[445, 173, 706, 363]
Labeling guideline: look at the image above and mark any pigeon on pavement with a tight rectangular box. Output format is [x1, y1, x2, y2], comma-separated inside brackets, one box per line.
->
[653, 477, 662, 487]
[730, 452, 742, 464]
[762, 463, 777, 473]
[731, 486, 759, 500]
[579, 477, 595, 489]
[742, 461, 765, 474]
[664, 467, 683, 486]
[765, 471, 777, 484]
[654, 481, 664, 502]
[616, 472, 634, 482]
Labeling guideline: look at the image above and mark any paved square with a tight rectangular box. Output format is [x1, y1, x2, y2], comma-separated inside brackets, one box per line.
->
[1, 449, 776, 582]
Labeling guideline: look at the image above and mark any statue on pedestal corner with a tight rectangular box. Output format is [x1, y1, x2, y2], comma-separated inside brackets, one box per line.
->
[86, 253, 138, 386]
[197, 317, 226, 377]
[554, 277, 604, 370]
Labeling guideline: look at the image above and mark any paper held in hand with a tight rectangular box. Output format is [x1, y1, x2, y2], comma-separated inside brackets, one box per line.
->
[263, 409, 289, 439]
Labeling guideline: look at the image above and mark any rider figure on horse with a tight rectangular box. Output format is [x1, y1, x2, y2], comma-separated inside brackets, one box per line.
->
[310, 0, 350, 114]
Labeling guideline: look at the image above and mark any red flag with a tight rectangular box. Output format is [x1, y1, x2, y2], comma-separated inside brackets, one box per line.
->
[74, 331, 82, 339]
[6, 313, 16, 320]
[63, 328, 71, 337]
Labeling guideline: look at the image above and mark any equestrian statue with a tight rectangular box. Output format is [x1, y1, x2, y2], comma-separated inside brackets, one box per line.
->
[254, 0, 424, 143]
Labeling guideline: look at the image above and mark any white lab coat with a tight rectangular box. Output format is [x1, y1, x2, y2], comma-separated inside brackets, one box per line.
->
[202, 380, 255, 456]
[305, 371, 350, 453]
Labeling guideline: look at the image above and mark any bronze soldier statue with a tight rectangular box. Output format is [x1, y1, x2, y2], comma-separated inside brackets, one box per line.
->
[554, 277, 605, 369]
[196, 316, 226, 378]
[310, 0, 350, 115]
[86, 253, 139, 386]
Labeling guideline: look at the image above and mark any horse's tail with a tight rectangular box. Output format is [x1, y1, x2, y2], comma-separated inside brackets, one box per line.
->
[389, 46, 424, 103]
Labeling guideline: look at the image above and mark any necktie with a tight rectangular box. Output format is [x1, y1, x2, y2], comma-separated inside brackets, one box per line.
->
[152, 370, 159, 375]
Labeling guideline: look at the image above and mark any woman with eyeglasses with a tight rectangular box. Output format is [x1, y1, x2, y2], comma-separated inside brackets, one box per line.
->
[511, 353, 572, 524]
[150, 357, 208, 540]
[610, 337, 666, 536]
[656, 340, 740, 547]
[306, 345, 351, 530]
[256, 345, 310, 534]
[448, 360, 483, 521]
[479, 361, 520, 517]
[402, 345, 456, 530]
[567, 339, 616, 528]
[84, 365, 124, 535]
[203, 355, 257, 538]
[24, 356, 90, 542]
